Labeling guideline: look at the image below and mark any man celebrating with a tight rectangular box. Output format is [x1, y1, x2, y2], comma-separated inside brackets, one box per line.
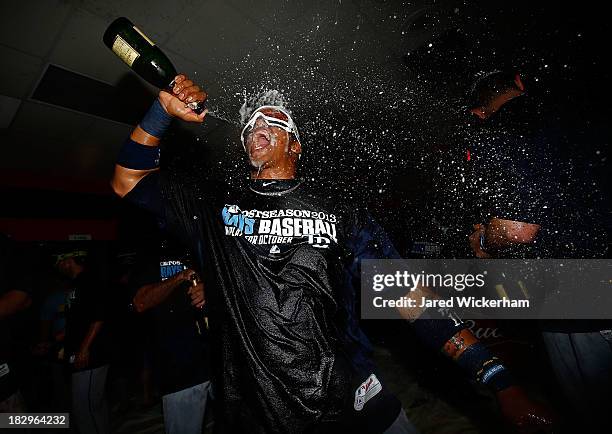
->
[56, 249, 110, 434]
[464, 71, 542, 258]
[111, 75, 552, 433]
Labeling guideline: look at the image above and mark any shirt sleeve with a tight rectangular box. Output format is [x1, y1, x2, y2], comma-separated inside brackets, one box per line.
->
[123, 171, 166, 226]
[343, 210, 468, 349]
[344, 210, 401, 281]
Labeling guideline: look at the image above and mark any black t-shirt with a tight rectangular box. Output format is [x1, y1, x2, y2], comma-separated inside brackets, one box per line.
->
[429, 104, 609, 331]
[131, 243, 209, 395]
[430, 102, 607, 259]
[0, 237, 32, 401]
[64, 271, 110, 371]
[465, 114, 555, 227]
[126, 174, 402, 433]
[429, 111, 551, 234]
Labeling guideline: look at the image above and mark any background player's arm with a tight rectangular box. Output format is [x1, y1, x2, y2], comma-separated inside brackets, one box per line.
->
[470, 218, 540, 258]
[133, 268, 202, 313]
[111, 74, 207, 198]
[399, 296, 554, 432]
[486, 217, 540, 246]
[74, 320, 103, 369]
[0, 289, 31, 320]
[346, 214, 553, 432]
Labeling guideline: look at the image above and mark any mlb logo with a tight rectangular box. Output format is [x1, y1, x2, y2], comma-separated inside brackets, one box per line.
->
[354, 373, 382, 411]
[0, 363, 10, 378]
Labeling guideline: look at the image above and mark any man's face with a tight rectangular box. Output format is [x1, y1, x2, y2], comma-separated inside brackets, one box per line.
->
[56, 258, 73, 277]
[243, 108, 298, 169]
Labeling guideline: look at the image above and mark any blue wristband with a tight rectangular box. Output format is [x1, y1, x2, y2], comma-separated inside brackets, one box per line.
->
[139, 99, 173, 138]
[117, 138, 160, 170]
[479, 363, 515, 392]
[456, 342, 515, 392]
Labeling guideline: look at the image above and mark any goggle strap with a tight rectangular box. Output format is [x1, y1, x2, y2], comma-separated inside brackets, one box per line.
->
[240, 106, 301, 148]
[246, 112, 292, 129]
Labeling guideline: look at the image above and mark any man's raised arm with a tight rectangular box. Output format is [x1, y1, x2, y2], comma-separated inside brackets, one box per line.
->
[111, 74, 207, 198]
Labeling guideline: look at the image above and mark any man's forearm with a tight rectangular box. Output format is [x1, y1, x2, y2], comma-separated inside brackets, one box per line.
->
[400, 291, 514, 392]
[111, 99, 172, 197]
[0, 290, 31, 320]
[485, 217, 540, 249]
[133, 272, 190, 313]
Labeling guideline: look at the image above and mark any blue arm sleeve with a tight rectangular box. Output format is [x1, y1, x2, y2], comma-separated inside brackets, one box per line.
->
[344, 212, 511, 390]
[345, 210, 468, 350]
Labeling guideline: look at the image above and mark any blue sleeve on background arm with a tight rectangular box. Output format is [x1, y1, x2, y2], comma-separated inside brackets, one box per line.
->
[345, 211, 468, 349]
[344, 212, 511, 390]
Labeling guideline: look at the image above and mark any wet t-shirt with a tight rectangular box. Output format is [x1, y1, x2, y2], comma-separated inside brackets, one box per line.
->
[126, 174, 402, 433]
[428, 107, 552, 232]
[464, 106, 606, 258]
[464, 113, 553, 226]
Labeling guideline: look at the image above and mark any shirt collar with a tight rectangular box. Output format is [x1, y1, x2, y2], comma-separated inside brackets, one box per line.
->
[248, 179, 303, 196]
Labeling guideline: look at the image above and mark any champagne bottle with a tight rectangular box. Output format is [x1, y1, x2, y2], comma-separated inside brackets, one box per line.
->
[103, 17, 205, 114]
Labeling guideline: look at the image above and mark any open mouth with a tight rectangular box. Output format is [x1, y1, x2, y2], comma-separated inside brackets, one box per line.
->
[251, 129, 271, 152]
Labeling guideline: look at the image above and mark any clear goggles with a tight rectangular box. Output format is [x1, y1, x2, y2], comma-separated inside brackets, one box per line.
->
[240, 105, 301, 149]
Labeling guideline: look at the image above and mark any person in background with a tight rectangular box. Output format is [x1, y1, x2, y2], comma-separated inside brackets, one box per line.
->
[465, 70, 611, 431]
[34, 278, 69, 358]
[130, 236, 210, 434]
[465, 70, 542, 258]
[0, 234, 32, 412]
[55, 249, 110, 434]
[106, 250, 154, 413]
[31, 277, 70, 411]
